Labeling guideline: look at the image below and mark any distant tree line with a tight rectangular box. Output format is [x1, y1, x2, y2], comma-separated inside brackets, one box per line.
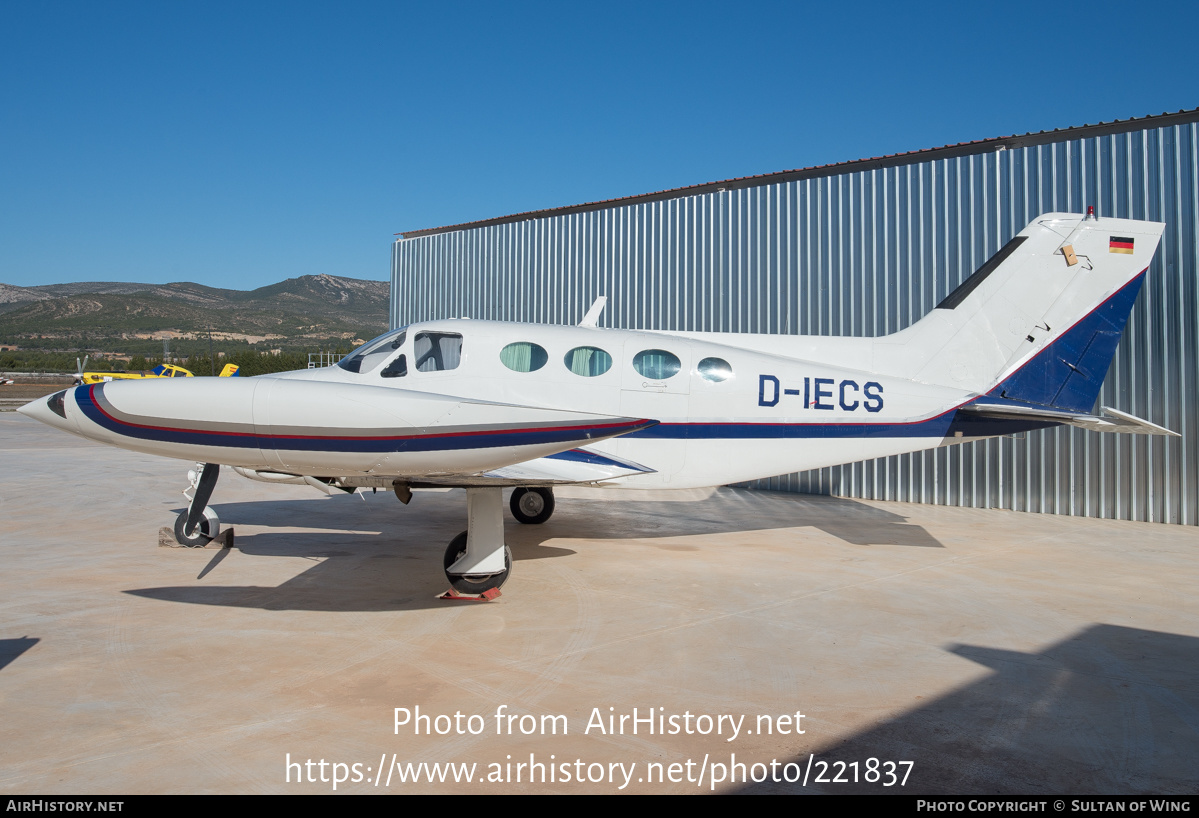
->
[185, 351, 313, 376]
[0, 347, 351, 375]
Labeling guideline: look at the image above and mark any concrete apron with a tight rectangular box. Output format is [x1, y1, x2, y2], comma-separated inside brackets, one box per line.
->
[0, 413, 1196, 794]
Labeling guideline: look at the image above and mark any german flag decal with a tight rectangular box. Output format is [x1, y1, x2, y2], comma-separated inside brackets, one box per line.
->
[1109, 236, 1135, 254]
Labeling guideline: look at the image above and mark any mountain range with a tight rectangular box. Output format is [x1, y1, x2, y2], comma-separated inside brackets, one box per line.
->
[0, 274, 391, 354]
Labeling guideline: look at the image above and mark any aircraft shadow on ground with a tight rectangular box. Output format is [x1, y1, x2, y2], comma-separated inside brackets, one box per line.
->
[0, 637, 40, 672]
[575, 488, 944, 549]
[124, 489, 940, 612]
[735, 623, 1199, 794]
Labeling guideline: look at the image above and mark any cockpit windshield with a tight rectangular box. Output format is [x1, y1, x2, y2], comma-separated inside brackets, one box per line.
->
[337, 328, 407, 374]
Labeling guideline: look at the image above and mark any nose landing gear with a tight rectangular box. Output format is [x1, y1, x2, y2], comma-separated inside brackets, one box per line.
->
[174, 462, 221, 547]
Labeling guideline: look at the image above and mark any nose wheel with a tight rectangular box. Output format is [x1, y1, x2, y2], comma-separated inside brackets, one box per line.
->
[510, 487, 555, 524]
[173, 507, 221, 547]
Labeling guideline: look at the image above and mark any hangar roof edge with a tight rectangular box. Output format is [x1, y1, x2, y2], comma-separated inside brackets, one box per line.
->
[397, 107, 1199, 240]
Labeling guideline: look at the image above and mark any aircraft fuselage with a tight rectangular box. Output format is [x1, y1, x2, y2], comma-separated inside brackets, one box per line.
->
[29, 319, 992, 491]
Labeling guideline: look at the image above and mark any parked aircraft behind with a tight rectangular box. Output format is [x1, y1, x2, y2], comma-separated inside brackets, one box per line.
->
[75, 360, 240, 385]
[76, 361, 193, 385]
[19, 213, 1175, 595]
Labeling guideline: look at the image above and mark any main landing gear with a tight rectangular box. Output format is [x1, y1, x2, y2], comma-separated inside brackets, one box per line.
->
[510, 487, 555, 525]
[443, 487, 513, 593]
[174, 462, 221, 547]
[441, 486, 555, 596]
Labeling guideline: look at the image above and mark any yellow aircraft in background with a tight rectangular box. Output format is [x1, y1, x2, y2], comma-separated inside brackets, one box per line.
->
[75, 358, 239, 385]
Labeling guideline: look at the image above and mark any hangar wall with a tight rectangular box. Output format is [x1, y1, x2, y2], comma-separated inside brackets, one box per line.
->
[392, 110, 1199, 524]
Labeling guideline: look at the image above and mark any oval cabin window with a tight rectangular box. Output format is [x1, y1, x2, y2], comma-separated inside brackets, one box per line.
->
[564, 346, 612, 377]
[500, 342, 548, 373]
[697, 357, 733, 382]
[632, 349, 681, 380]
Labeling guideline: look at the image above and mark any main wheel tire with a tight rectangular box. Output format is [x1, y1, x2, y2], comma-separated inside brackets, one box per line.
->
[173, 507, 220, 547]
[510, 487, 555, 525]
[443, 531, 512, 593]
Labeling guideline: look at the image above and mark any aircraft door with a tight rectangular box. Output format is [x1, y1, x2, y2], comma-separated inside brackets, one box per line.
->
[616, 339, 692, 483]
[619, 339, 692, 416]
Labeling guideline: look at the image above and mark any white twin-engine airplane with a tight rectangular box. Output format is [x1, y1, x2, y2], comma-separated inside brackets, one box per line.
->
[19, 213, 1177, 595]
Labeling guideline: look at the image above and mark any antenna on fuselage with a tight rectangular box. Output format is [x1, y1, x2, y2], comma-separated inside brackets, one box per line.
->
[578, 296, 607, 328]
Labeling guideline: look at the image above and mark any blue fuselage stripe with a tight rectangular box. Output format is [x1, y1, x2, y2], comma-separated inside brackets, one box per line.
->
[74, 387, 649, 453]
[626, 415, 955, 440]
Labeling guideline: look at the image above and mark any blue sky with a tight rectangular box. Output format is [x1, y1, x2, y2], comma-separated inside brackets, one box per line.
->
[2, 0, 1196, 290]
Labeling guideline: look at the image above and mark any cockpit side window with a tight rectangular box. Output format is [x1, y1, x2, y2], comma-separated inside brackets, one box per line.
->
[338, 329, 406, 374]
[414, 332, 463, 372]
[380, 354, 407, 378]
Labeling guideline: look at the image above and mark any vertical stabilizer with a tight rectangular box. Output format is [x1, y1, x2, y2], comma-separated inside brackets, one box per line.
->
[874, 213, 1164, 412]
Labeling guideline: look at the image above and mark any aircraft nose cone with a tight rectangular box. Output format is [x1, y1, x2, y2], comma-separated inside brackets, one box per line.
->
[17, 390, 70, 430]
[16, 395, 47, 421]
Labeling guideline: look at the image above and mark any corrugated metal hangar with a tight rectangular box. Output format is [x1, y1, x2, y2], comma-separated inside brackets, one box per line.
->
[392, 109, 1199, 525]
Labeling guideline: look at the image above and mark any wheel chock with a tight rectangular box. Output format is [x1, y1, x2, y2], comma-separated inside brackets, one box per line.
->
[157, 526, 236, 549]
[437, 587, 503, 602]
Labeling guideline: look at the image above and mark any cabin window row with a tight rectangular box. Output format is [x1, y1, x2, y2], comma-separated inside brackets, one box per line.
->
[339, 329, 733, 383]
[502, 341, 732, 383]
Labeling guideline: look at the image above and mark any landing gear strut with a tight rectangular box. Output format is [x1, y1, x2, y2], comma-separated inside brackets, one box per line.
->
[443, 487, 512, 594]
[175, 462, 221, 547]
[510, 487, 555, 524]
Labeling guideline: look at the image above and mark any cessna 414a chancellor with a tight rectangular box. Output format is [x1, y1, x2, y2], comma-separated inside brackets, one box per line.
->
[19, 213, 1176, 594]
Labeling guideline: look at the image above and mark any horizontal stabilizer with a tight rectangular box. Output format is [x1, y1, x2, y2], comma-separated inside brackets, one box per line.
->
[960, 401, 1178, 436]
[1079, 406, 1179, 436]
